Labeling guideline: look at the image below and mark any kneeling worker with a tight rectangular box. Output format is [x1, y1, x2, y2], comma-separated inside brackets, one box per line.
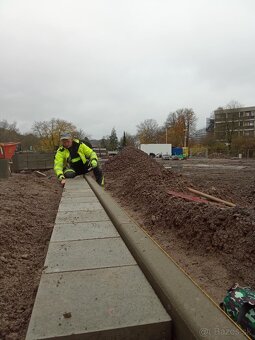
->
[54, 132, 104, 187]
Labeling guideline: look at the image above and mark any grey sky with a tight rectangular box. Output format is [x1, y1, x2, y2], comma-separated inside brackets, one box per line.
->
[1, 0, 255, 139]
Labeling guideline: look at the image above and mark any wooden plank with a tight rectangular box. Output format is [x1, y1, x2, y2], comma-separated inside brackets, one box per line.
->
[167, 190, 209, 204]
[187, 187, 236, 207]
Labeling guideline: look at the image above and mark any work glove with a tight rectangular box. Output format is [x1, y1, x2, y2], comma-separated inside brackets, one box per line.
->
[59, 174, 65, 181]
[90, 159, 97, 168]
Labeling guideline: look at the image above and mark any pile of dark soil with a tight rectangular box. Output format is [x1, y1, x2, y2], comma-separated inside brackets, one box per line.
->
[104, 147, 255, 288]
[0, 171, 62, 340]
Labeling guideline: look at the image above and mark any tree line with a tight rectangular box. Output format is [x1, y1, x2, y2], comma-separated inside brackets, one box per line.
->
[0, 118, 134, 152]
[0, 107, 196, 152]
[137, 108, 196, 146]
[2, 102, 254, 157]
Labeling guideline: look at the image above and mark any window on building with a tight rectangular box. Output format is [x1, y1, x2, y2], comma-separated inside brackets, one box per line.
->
[243, 121, 254, 127]
[244, 131, 254, 136]
[215, 113, 225, 120]
[227, 112, 238, 120]
[243, 112, 251, 117]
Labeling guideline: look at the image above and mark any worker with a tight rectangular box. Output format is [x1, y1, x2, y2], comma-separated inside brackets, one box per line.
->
[54, 132, 104, 187]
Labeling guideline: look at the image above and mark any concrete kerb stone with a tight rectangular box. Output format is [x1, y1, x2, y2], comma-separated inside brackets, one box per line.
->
[85, 176, 248, 340]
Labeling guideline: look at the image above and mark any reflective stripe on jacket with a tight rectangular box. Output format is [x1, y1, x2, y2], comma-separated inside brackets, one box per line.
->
[54, 139, 97, 179]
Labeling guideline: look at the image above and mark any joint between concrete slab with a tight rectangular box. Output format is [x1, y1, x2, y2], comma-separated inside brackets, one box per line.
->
[55, 218, 111, 224]
[43, 263, 139, 275]
[50, 236, 121, 243]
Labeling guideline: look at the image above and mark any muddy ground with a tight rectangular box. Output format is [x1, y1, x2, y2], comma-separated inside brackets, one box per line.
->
[104, 148, 255, 303]
[0, 171, 62, 340]
[0, 150, 254, 339]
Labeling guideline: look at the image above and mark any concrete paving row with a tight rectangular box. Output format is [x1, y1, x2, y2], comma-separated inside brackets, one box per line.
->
[26, 176, 171, 339]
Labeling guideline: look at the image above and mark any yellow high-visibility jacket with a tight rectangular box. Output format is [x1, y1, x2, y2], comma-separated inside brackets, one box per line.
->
[54, 139, 98, 180]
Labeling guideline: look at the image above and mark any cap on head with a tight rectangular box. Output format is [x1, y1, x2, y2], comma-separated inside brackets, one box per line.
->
[60, 132, 72, 140]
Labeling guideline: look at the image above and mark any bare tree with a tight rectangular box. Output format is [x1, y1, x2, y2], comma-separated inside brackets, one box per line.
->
[32, 118, 77, 151]
[100, 136, 110, 149]
[0, 120, 20, 142]
[225, 100, 243, 109]
[217, 101, 243, 150]
[165, 108, 197, 147]
[19, 133, 40, 151]
[119, 132, 138, 148]
[136, 119, 160, 143]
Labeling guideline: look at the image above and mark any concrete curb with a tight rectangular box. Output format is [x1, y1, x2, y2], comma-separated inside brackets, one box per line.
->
[86, 176, 248, 340]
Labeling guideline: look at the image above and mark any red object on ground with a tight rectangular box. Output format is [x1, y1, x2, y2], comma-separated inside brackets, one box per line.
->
[0, 142, 20, 159]
[167, 190, 209, 204]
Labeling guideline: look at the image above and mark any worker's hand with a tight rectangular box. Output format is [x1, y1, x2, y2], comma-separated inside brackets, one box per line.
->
[91, 159, 97, 168]
[59, 175, 65, 187]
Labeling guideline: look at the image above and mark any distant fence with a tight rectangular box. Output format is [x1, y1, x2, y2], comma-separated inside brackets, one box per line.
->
[190, 147, 255, 159]
[12, 152, 55, 172]
[190, 147, 208, 158]
[92, 147, 108, 159]
[12, 150, 109, 172]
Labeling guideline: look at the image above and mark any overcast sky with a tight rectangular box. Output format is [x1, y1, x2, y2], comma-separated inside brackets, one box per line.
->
[1, 0, 255, 139]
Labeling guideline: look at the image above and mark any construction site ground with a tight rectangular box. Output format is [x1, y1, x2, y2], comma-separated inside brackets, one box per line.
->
[0, 150, 254, 339]
[103, 150, 255, 304]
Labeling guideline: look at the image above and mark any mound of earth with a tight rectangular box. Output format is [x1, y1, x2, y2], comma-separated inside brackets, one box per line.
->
[0, 171, 62, 340]
[104, 147, 255, 289]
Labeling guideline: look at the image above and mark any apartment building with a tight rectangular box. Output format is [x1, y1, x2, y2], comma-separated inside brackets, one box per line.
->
[214, 106, 255, 142]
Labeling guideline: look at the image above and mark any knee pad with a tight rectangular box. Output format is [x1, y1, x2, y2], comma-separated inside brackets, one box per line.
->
[64, 168, 76, 178]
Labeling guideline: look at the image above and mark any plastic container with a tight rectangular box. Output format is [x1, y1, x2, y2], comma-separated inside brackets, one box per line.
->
[0, 143, 19, 159]
[172, 147, 183, 156]
[182, 147, 189, 158]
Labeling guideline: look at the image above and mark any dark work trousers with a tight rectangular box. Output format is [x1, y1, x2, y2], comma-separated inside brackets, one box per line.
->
[65, 160, 103, 185]
[91, 166, 103, 184]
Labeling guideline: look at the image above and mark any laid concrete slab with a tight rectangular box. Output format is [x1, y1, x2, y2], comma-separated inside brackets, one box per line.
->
[58, 202, 103, 212]
[65, 177, 88, 182]
[26, 175, 172, 340]
[51, 221, 119, 242]
[26, 266, 171, 340]
[60, 196, 99, 204]
[55, 210, 110, 224]
[62, 190, 96, 198]
[64, 184, 91, 191]
[44, 238, 136, 273]
[63, 179, 92, 190]
[63, 187, 93, 193]
[64, 177, 88, 184]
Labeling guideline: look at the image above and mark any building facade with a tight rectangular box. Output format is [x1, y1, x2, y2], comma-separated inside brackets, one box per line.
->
[214, 106, 255, 142]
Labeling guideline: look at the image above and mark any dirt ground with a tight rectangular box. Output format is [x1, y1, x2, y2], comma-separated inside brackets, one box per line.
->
[0, 150, 254, 339]
[103, 148, 255, 304]
[0, 171, 62, 340]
